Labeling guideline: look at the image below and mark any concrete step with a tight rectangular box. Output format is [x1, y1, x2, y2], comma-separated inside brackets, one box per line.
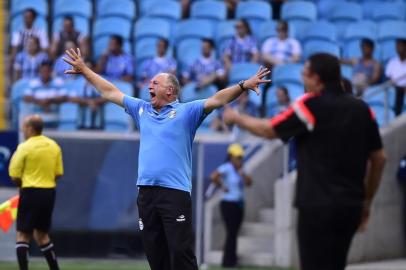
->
[205, 250, 274, 267]
[258, 208, 275, 224]
[238, 236, 273, 253]
[347, 259, 406, 270]
[241, 221, 273, 237]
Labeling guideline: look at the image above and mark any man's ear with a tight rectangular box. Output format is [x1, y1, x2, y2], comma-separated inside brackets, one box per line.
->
[166, 86, 174, 95]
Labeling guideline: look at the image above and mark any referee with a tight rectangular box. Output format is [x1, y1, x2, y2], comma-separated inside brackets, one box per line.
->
[223, 53, 386, 270]
[63, 48, 270, 270]
[9, 115, 63, 270]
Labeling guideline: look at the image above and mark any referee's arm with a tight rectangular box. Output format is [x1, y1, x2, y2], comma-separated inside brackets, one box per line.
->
[62, 48, 125, 107]
[204, 67, 271, 113]
[8, 147, 26, 187]
[55, 146, 64, 179]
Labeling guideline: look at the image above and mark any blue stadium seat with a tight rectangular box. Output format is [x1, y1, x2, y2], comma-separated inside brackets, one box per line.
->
[53, 0, 92, 19]
[369, 105, 396, 127]
[215, 20, 236, 55]
[281, 83, 305, 101]
[11, 79, 30, 129]
[377, 20, 406, 62]
[344, 21, 377, 42]
[134, 38, 159, 64]
[341, 64, 353, 80]
[364, 86, 396, 108]
[303, 40, 340, 59]
[236, 1, 272, 37]
[93, 17, 132, 40]
[190, 1, 227, 23]
[58, 103, 79, 131]
[134, 18, 171, 42]
[52, 16, 90, 36]
[343, 40, 381, 60]
[302, 21, 337, 45]
[229, 63, 261, 84]
[258, 21, 278, 45]
[281, 1, 317, 40]
[145, 0, 181, 22]
[112, 80, 133, 96]
[11, 15, 47, 33]
[11, 0, 48, 17]
[96, 0, 136, 21]
[317, 0, 340, 20]
[92, 36, 131, 60]
[176, 19, 214, 44]
[180, 83, 217, 103]
[272, 64, 303, 86]
[104, 103, 131, 132]
[328, 2, 363, 41]
[138, 85, 151, 102]
[176, 39, 202, 72]
[370, 2, 405, 22]
[197, 110, 216, 134]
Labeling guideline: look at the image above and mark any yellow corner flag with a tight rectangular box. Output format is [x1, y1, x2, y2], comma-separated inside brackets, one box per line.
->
[0, 195, 19, 233]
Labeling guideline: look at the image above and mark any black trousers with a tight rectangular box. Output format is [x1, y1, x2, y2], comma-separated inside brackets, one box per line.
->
[220, 200, 244, 267]
[297, 205, 362, 270]
[395, 86, 406, 116]
[137, 186, 198, 270]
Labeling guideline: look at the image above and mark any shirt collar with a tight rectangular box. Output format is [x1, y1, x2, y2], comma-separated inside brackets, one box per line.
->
[150, 99, 179, 114]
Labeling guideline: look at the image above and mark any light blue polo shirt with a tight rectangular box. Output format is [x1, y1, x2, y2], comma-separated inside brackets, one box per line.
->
[123, 95, 208, 192]
[217, 162, 246, 202]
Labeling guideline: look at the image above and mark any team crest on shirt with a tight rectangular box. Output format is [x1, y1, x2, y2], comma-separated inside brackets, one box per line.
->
[168, 109, 176, 119]
[139, 218, 144, 230]
[138, 107, 144, 116]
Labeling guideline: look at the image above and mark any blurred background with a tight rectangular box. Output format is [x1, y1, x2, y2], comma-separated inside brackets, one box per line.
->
[0, 0, 406, 269]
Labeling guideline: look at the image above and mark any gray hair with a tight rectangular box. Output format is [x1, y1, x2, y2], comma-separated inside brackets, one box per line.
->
[164, 73, 180, 97]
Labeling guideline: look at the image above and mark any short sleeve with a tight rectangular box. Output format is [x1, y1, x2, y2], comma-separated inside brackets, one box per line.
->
[8, 145, 27, 178]
[367, 108, 383, 152]
[11, 32, 21, 47]
[55, 146, 64, 176]
[250, 38, 259, 54]
[185, 99, 208, 131]
[270, 107, 308, 143]
[38, 29, 49, 49]
[385, 60, 393, 79]
[261, 39, 271, 54]
[123, 95, 146, 127]
[217, 163, 229, 175]
[291, 39, 302, 55]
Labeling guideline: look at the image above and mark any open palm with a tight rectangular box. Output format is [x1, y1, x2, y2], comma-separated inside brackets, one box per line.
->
[63, 48, 86, 74]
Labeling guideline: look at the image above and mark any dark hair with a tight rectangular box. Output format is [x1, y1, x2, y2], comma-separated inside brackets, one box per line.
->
[40, 60, 53, 69]
[361, 38, 374, 49]
[238, 19, 252, 35]
[63, 15, 74, 25]
[202, 38, 215, 48]
[341, 78, 353, 95]
[158, 38, 169, 50]
[308, 53, 342, 93]
[277, 20, 289, 32]
[24, 8, 37, 19]
[27, 116, 44, 134]
[110, 35, 123, 47]
[277, 86, 291, 101]
[396, 38, 406, 46]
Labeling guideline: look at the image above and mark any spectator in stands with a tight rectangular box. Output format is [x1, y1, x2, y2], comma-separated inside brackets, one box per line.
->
[385, 38, 406, 116]
[269, 86, 291, 116]
[137, 38, 177, 90]
[225, 0, 240, 19]
[10, 9, 49, 73]
[210, 143, 252, 268]
[96, 35, 134, 82]
[182, 39, 226, 89]
[53, 40, 76, 79]
[13, 36, 49, 82]
[69, 58, 107, 129]
[50, 16, 89, 59]
[23, 61, 66, 128]
[211, 90, 258, 133]
[223, 19, 259, 73]
[270, 0, 288, 20]
[261, 21, 301, 67]
[342, 39, 381, 97]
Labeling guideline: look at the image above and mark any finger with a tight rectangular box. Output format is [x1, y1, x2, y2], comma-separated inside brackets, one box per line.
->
[65, 50, 76, 60]
[258, 68, 270, 78]
[64, 70, 78, 74]
[252, 87, 260, 95]
[62, 57, 75, 65]
[77, 48, 82, 58]
[259, 79, 272, 84]
[70, 48, 78, 59]
[256, 65, 263, 75]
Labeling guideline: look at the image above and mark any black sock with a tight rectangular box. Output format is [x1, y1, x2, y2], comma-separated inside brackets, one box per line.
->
[16, 242, 29, 270]
[40, 242, 59, 270]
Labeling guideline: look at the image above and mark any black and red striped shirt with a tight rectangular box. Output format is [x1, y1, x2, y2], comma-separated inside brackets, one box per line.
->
[270, 91, 383, 207]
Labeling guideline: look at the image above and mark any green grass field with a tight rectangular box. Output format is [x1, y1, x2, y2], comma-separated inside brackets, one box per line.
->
[0, 259, 295, 270]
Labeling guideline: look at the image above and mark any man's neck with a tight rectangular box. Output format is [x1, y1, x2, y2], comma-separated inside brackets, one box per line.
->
[400, 55, 406, 61]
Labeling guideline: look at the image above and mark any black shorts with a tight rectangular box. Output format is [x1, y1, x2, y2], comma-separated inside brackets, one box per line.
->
[17, 188, 56, 233]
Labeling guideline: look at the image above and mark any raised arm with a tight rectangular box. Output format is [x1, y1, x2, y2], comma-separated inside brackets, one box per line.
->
[63, 48, 124, 107]
[204, 67, 271, 113]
